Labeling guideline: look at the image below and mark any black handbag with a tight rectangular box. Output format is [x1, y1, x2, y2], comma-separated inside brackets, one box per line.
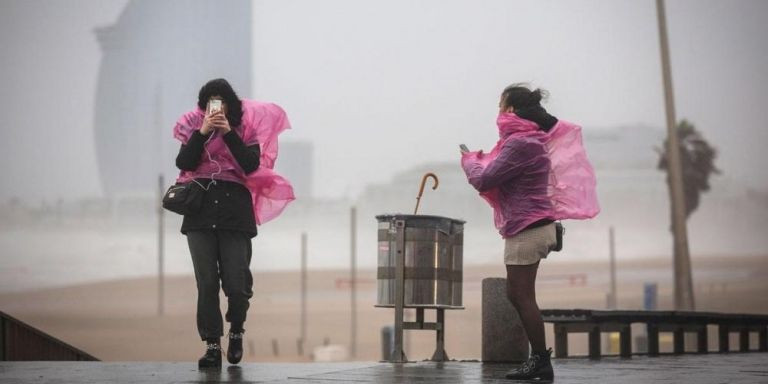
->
[162, 181, 204, 215]
[552, 222, 565, 252]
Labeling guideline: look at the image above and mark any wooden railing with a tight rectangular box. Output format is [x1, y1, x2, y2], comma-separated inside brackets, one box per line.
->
[1, 311, 98, 361]
[542, 309, 768, 359]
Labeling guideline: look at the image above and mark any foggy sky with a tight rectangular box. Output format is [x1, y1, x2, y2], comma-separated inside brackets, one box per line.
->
[1, 0, 767, 201]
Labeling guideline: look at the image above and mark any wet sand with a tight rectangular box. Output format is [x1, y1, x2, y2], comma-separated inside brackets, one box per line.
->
[1, 255, 766, 362]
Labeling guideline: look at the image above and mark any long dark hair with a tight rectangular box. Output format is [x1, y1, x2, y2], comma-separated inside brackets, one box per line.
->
[197, 78, 243, 127]
[501, 84, 558, 132]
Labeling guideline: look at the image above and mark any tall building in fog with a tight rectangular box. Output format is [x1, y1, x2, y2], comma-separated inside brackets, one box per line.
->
[93, 0, 252, 196]
[276, 141, 314, 199]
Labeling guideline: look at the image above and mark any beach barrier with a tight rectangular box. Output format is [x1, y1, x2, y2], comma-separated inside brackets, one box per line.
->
[541, 309, 768, 359]
[0, 311, 98, 361]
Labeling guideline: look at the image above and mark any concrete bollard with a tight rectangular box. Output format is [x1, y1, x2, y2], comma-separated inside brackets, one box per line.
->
[380, 326, 394, 361]
[482, 278, 530, 362]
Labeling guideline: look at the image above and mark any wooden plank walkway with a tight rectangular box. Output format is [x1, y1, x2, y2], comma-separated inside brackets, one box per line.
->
[2, 353, 768, 383]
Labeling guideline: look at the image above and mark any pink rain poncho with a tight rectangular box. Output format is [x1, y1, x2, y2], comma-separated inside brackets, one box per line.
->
[461, 113, 599, 238]
[173, 99, 295, 225]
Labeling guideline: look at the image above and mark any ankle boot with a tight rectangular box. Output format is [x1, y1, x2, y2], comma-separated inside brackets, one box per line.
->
[227, 331, 244, 364]
[505, 348, 554, 382]
[198, 339, 222, 369]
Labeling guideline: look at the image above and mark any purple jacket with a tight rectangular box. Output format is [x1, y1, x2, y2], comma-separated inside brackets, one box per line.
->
[461, 113, 599, 238]
[464, 136, 553, 237]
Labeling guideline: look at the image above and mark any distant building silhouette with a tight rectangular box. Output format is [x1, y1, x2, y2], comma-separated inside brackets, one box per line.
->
[356, 161, 489, 223]
[581, 126, 668, 229]
[583, 125, 664, 171]
[93, 0, 252, 196]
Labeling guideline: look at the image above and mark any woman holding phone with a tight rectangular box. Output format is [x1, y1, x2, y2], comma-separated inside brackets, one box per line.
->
[173, 78, 294, 369]
[461, 84, 599, 381]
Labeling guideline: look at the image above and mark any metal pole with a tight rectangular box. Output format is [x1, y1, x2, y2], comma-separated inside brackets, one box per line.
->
[655, 0, 695, 310]
[154, 85, 165, 317]
[300, 232, 307, 354]
[609, 227, 617, 309]
[157, 174, 165, 316]
[392, 220, 407, 362]
[350, 206, 358, 358]
[431, 308, 448, 361]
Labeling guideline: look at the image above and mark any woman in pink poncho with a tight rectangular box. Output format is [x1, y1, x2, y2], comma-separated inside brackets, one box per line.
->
[173, 79, 294, 369]
[461, 84, 599, 381]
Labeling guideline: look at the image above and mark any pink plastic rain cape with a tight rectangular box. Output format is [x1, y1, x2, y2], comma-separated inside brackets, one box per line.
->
[461, 113, 599, 237]
[173, 99, 295, 225]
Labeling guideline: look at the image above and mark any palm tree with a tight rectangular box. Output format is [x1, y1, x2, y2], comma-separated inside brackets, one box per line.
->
[657, 119, 721, 219]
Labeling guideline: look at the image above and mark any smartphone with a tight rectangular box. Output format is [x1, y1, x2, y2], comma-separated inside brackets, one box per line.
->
[208, 99, 222, 114]
[459, 144, 469, 152]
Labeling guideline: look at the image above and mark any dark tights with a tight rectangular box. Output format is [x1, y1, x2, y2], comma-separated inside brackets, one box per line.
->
[506, 262, 546, 353]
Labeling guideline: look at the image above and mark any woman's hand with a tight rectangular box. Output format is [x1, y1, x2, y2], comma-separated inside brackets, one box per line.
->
[200, 111, 219, 135]
[210, 111, 231, 134]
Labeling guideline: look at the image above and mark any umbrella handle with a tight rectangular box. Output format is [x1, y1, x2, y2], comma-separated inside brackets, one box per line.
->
[414, 173, 439, 214]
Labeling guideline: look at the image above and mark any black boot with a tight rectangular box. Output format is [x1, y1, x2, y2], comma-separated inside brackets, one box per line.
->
[227, 330, 244, 364]
[505, 348, 554, 382]
[198, 339, 222, 369]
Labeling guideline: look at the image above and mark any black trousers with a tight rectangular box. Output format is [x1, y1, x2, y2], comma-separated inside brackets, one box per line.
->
[187, 230, 253, 340]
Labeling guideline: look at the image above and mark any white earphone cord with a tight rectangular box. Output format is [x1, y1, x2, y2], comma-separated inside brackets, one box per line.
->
[190, 131, 222, 191]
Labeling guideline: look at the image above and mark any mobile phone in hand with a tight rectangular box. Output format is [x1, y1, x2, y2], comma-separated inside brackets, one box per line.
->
[208, 99, 222, 114]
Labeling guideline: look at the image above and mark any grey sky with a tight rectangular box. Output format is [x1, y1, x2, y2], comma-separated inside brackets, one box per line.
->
[1, 0, 767, 200]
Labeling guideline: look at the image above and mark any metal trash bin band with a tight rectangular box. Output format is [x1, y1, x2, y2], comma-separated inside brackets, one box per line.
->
[376, 214, 465, 309]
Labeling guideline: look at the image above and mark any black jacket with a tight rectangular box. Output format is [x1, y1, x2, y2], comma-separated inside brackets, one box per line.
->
[176, 130, 260, 237]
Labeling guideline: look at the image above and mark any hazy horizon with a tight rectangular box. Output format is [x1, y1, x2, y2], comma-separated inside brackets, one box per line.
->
[1, 0, 767, 201]
[1, 0, 766, 290]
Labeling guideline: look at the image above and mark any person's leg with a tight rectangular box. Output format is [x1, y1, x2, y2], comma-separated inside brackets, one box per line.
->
[504, 224, 556, 381]
[218, 231, 253, 364]
[187, 231, 224, 340]
[218, 230, 254, 331]
[506, 261, 546, 353]
[505, 260, 554, 381]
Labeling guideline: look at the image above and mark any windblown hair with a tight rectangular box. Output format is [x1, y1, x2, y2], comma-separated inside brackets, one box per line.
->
[501, 83, 558, 132]
[197, 78, 244, 127]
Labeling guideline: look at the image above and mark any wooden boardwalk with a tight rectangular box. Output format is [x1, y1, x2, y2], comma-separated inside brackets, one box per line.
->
[2, 353, 767, 383]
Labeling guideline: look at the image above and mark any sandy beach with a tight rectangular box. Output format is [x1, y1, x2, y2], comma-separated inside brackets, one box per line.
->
[1, 255, 766, 362]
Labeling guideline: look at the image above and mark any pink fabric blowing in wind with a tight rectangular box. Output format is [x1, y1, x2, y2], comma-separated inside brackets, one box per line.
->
[461, 113, 599, 237]
[173, 99, 295, 225]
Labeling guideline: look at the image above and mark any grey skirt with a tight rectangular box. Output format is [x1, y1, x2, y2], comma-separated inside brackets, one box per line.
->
[504, 223, 557, 265]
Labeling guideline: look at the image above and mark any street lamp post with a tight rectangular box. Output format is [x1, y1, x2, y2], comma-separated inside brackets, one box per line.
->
[655, 0, 695, 310]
